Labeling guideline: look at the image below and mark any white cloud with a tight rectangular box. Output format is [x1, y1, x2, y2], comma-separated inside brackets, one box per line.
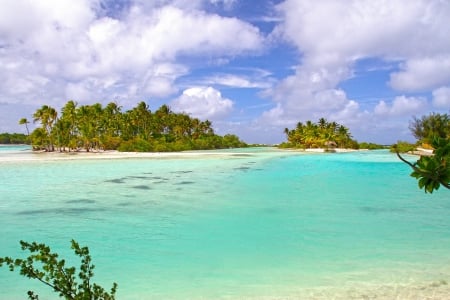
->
[374, 96, 428, 117]
[259, 0, 450, 143]
[199, 73, 274, 89]
[276, 0, 450, 60]
[432, 86, 450, 109]
[390, 56, 450, 92]
[0, 1, 264, 109]
[273, 0, 450, 88]
[171, 86, 233, 120]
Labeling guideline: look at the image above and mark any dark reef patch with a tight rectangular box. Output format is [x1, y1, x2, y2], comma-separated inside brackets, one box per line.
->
[132, 185, 151, 190]
[234, 166, 250, 170]
[65, 199, 96, 204]
[176, 181, 195, 185]
[105, 178, 126, 184]
[360, 206, 405, 214]
[128, 176, 150, 179]
[17, 207, 106, 216]
[149, 176, 169, 181]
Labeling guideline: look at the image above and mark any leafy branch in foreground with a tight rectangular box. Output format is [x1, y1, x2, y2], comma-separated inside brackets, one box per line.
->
[0, 240, 117, 300]
[395, 137, 450, 193]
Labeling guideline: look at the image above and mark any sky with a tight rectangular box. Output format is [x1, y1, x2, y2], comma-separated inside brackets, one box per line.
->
[0, 0, 449, 144]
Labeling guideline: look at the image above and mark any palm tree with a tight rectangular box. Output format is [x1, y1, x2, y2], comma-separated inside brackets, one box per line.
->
[318, 117, 327, 129]
[155, 104, 172, 135]
[90, 103, 104, 150]
[77, 105, 95, 152]
[19, 118, 30, 136]
[104, 102, 122, 137]
[61, 100, 78, 151]
[336, 125, 351, 148]
[282, 118, 357, 149]
[29, 128, 48, 150]
[53, 118, 71, 152]
[32, 105, 58, 151]
[203, 120, 214, 135]
[191, 118, 201, 139]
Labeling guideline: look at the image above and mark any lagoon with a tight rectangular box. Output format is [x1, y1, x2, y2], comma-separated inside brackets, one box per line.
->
[1, 147, 449, 299]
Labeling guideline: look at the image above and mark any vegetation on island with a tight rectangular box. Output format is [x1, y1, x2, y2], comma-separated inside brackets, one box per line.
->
[0, 132, 29, 144]
[23, 101, 246, 152]
[389, 141, 416, 153]
[395, 112, 450, 193]
[279, 118, 358, 150]
[357, 142, 386, 150]
[0, 240, 117, 300]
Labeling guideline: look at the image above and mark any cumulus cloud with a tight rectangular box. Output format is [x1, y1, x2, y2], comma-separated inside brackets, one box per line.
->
[432, 86, 450, 109]
[390, 56, 450, 92]
[0, 0, 264, 108]
[273, 0, 450, 91]
[171, 86, 233, 120]
[374, 96, 428, 117]
[260, 0, 450, 143]
[276, 0, 450, 60]
[2, 0, 449, 144]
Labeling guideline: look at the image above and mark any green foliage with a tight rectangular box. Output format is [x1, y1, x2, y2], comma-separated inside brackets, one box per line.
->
[0, 132, 29, 144]
[411, 138, 450, 193]
[0, 240, 117, 300]
[281, 118, 358, 149]
[25, 101, 247, 152]
[221, 134, 248, 148]
[117, 138, 152, 152]
[101, 136, 122, 151]
[396, 137, 450, 193]
[358, 142, 386, 150]
[390, 141, 416, 153]
[277, 142, 294, 149]
[396, 112, 450, 193]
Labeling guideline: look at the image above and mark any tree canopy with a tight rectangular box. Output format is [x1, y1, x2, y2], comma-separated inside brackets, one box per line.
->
[0, 132, 29, 144]
[409, 113, 450, 145]
[27, 101, 247, 152]
[280, 118, 358, 149]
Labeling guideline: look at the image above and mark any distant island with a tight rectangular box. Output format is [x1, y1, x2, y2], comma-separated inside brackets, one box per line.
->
[0, 132, 29, 145]
[4, 105, 389, 152]
[17, 101, 247, 152]
[279, 118, 385, 151]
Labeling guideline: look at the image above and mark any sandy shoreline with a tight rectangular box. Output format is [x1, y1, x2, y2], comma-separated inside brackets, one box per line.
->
[0, 149, 252, 162]
[0, 146, 364, 162]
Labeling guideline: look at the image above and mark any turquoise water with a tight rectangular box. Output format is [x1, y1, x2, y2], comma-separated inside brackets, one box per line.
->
[1, 148, 450, 299]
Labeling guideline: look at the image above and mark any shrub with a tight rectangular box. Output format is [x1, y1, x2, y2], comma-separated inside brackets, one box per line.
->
[0, 240, 117, 300]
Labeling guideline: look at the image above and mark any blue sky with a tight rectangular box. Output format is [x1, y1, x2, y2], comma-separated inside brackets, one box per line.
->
[1, 0, 449, 144]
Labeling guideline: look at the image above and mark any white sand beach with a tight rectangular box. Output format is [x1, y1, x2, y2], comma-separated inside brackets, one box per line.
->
[0, 147, 365, 163]
[0, 150, 240, 162]
[0, 147, 299, 162]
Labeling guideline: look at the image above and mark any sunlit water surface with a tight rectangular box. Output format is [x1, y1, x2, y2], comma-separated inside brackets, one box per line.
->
[1, 147, 450, 299]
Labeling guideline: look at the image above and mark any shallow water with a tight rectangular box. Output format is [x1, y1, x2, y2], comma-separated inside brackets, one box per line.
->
[1, 148, 449, 299]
